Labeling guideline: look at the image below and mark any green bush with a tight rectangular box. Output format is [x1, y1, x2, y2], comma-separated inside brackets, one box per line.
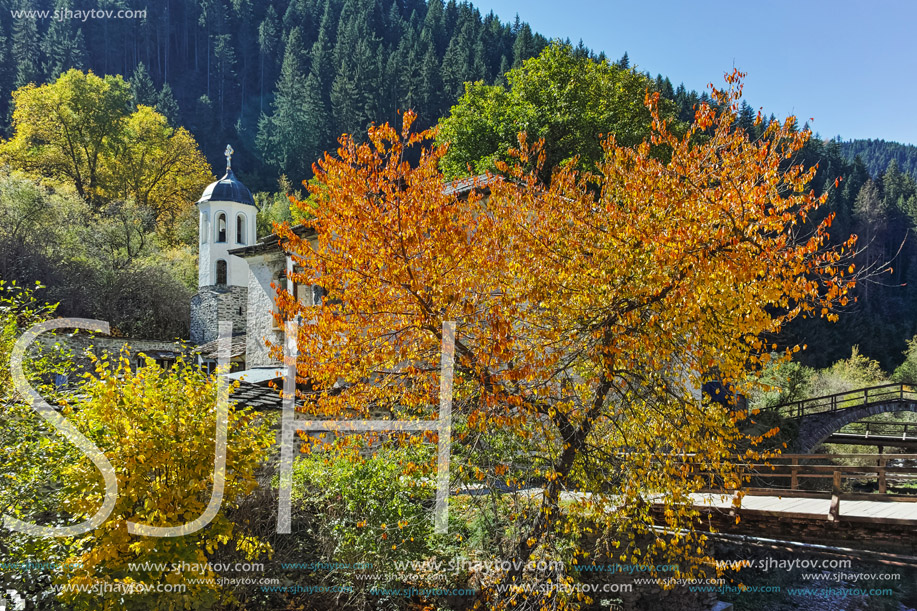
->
[287, 439, 467, 596]
[807, 346, 887, 400]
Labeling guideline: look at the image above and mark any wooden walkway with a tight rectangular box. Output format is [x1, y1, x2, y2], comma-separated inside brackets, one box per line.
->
[691, 492, 917, 525]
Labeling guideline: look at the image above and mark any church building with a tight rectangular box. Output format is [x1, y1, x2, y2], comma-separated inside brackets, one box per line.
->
[189, 146, 485, 388]
[190, 145, 319, 379]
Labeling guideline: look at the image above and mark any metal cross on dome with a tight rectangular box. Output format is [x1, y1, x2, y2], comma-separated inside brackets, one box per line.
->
[224, 144, 234, 171]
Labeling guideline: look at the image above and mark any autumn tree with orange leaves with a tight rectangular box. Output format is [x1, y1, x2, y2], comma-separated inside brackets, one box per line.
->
[275, 72, 857, 607]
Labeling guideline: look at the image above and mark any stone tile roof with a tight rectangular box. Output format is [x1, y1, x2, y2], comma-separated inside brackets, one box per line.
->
[193, 334, 247, 359]
[230, 380, 286, 410]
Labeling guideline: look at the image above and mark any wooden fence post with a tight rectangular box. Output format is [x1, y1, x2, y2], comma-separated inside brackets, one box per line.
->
[878, 457, 887, 494]
[790, 458, 799, 491]
[828, 470, 841, 522]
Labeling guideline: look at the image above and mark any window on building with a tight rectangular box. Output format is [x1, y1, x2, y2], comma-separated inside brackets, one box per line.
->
[216, 212, 227, 242]
[295, 282, 310, 306]
[201, 211, 209, 244]
[272, 270, 287, 330]
[216, 259, 228, 285]
[295, 284, 326, 306]
[236, 213, 246, 244]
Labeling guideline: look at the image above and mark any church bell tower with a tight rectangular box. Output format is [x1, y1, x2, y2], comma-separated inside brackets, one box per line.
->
[190, 145, 256, 344]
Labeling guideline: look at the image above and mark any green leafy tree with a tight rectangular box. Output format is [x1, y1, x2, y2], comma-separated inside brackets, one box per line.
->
[0, 69, 131, 206]
[0, 281, 76, 608]
[0, 70, 210, 223]
[808, 346, 888, 399]
[751, 359, 814, 409]
[893, 335, 917, 384]
[101, 105, 213, 228]
[438, 42, 674, 182]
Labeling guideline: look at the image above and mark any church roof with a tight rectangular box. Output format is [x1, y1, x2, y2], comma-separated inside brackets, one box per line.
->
[228, 175, 493, 257]
[193, 334, 248, 360]
[197, 169, 255, 206]
[229, 224, 317, 257]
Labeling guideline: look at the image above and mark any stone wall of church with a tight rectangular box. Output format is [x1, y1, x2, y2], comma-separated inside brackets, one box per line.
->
[190, 285, 248, 344]
[244, 253, 286, 368]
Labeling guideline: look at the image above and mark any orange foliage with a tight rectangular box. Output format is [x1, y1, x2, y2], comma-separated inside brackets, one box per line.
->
[275, 72, 856, 597]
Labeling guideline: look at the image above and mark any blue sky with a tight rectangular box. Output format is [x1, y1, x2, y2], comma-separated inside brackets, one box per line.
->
[473, 0, 917, 145]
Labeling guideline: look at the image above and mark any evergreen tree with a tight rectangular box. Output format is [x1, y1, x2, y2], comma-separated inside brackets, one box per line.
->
[422, 0, 447, 55]
[302, 11, 335, 156]
[382, 38, 408, 120]
[0, 33, 10, 124]
[11, 1, 41, 88]
[882, 159, 911, 206]
[40, 0, 87, 79]
[839, 139, 917, 178]
[330, 6, 381, 138]
[258, 4, 281, 115]
[191, 94, 219, 155]
[395, 33, 421, 111]
[257, 28, 313, 181]
[853, 179, 887, 302]
[156, 83, 181, 125]
[384, 1, 407, 47]
[497, 55, 511, 84]
[418, 38, 442, 119]
[512, 23, 535, 67]
[130, 63, 158, 109]
[441, 20, 475, 99]
[737, 101, 756, 135]
[212, 34, 237, 127]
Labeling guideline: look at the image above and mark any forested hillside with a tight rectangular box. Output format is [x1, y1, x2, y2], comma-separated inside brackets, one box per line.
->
[0, 0, 558, 189]
[781, 151, 917, 371]
[3, 0, 917, 370]
[838, 138, 917, 178]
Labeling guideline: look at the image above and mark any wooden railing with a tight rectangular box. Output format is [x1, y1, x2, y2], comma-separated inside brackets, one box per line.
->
[835, 420, 917, 440]
[697, 453, 917, 496]
[774, 383, 917, 419]
[695, 453, 917, 520]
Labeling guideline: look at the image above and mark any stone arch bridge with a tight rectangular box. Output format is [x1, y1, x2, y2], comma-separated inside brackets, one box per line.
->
[775, 383, 917, 452]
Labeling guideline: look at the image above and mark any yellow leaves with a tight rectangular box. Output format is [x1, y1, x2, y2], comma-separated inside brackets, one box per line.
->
[55, 353, 272, 602]
[1, 70, 210, 224]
